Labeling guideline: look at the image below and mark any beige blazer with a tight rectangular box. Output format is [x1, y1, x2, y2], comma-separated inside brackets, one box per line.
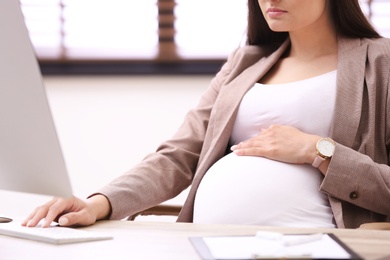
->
[98, 36, 390, 229]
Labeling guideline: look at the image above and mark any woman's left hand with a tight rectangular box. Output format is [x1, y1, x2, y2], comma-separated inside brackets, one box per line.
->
[231, 125, 320, 165]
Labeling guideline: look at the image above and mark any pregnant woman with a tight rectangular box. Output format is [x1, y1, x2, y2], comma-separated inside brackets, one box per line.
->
[25, 0, 390, 229]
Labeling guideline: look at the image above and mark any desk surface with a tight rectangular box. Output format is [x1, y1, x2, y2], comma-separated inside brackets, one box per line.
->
[1, 220, 390, 259]
[1, 191, 390, 260]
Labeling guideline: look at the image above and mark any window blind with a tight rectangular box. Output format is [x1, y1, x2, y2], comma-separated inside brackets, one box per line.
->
[20, 0, 248, 62]
[21, 0, 158, 61]
[20, 0, 389, 64]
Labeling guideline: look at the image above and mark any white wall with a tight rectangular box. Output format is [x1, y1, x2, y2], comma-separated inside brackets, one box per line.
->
[43, 75, 211, 204]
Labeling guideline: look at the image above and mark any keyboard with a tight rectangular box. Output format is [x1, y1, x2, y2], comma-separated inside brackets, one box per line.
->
[0, 222, 113, 244]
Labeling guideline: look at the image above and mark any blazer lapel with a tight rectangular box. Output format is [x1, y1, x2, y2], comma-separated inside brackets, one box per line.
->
[198, 40, 291, 175]
[214, 41, 290, 145]
[330, 37, 368, 148]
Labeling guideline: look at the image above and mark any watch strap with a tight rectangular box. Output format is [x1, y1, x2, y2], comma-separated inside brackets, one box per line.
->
[312, 155, 326, 168]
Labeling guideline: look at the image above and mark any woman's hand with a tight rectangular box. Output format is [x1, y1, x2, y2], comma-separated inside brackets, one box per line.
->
[22, 194, 111, 228]
[231, 125, 320, 165]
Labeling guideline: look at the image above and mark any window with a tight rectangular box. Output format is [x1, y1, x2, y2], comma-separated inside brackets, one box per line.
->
[19, 0, 389, 74]
[21, 0, 247, 63]
[21, 0, 158, 61]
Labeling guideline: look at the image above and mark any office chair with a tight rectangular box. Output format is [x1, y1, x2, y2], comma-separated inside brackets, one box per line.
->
[359, 222, 390, 230]
[128, 204, 182, 221]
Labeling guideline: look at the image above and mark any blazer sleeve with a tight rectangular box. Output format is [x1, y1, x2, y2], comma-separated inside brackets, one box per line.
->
[320, 143, 390, 216]
[95, 49, 239, 220]
[320, 39, 390, 217]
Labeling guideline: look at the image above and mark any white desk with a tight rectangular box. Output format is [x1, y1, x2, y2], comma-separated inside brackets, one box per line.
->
[2, 191, 390, 260]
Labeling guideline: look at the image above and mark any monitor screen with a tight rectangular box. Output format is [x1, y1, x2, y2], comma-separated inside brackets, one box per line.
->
[0, 0, 73, 198]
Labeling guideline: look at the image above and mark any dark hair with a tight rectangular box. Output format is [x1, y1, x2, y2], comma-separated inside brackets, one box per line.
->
[247, 0, 381, 46]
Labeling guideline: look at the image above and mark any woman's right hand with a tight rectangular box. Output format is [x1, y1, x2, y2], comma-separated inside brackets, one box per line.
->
[22, 194, 111, 228]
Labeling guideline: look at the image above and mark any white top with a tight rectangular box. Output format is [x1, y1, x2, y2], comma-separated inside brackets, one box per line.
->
[194, 71, 337, 228]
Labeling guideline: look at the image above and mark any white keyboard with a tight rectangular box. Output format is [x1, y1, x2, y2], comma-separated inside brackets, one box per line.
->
[0, 222, 113, 244]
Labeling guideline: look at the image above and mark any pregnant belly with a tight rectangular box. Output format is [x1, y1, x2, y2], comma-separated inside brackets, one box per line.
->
[193, 153, 334, 227]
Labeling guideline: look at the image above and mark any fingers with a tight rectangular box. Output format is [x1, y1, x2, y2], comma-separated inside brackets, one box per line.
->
[22, 197, 77, 227]
[22, 197, 98, 228]
[22, 197, 57, 227]
[42, 197, 74, 227]
[231, 141, 268, 156]
[230, 125, 320, 164]
[230, 127, 273, 155]
[58, 210, 96, 227]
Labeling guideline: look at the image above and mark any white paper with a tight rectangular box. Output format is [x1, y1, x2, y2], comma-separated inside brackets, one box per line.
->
[202, 234, 351, 259]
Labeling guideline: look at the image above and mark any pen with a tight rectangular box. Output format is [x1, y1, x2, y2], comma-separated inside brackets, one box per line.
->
[283, 233, 323, 246]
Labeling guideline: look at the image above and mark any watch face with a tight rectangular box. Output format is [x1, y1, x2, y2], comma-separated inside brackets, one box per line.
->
[317, 138, 335, 157]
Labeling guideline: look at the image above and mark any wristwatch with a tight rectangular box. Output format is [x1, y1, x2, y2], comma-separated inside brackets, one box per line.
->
[312, 137, 336, 168]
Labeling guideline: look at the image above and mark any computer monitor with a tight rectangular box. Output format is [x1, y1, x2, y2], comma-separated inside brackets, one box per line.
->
[0, 0, 73, 198]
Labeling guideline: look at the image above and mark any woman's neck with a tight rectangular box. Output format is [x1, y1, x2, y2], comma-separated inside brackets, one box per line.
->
[288, 12, 338, 61]
[289, 31, 338, 61]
